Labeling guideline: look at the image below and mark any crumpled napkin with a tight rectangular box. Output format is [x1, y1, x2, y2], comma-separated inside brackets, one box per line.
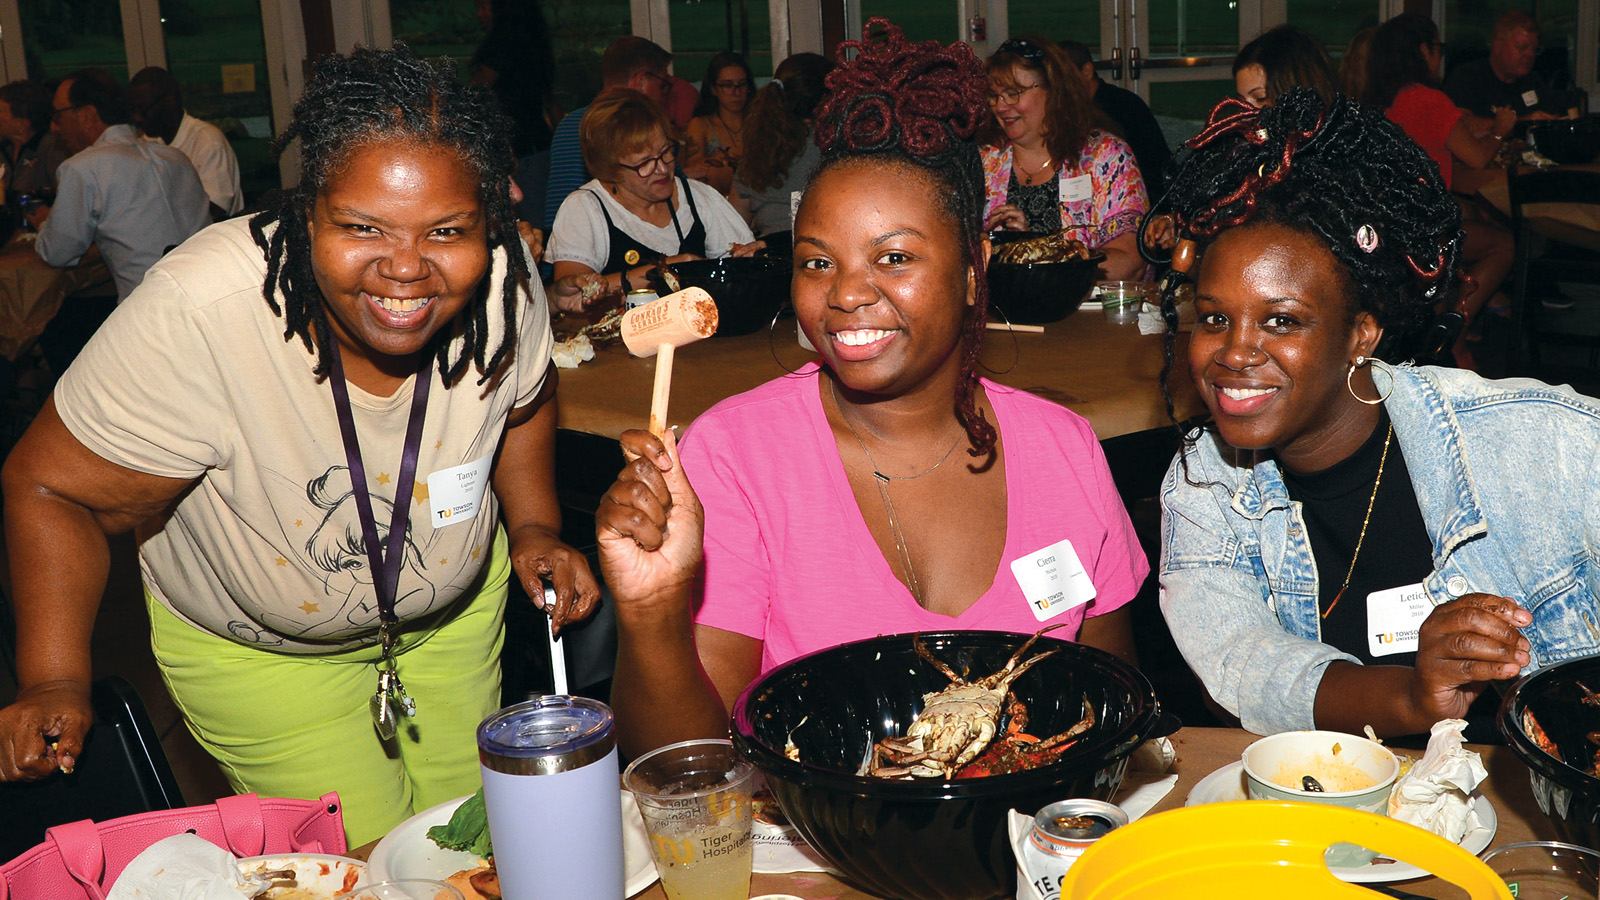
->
[551, 333, 595, 368]
[105, 833, 251, 900]
[1136, 301, 1195, 336]
[1386, 718, 1487, 844]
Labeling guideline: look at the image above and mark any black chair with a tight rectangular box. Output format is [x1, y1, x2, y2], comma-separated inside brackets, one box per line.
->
[1504, 166, 1600, 378]
[0, 675, 185, 863]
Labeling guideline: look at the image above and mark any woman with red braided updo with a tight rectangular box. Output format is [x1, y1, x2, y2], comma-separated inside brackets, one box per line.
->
[597, 20, 1147, 758]
[1155, 89, 1600, 741]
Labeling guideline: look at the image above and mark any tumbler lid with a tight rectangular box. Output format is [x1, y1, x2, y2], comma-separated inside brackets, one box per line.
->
[478, 695, 616, 775]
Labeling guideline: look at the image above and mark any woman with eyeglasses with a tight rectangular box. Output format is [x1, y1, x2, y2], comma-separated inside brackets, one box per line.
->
[546, 89, 760, 297]
[979, 35, 1150, 281]
[1365, 13, 1513, 370]
[684, 52, 754, 195]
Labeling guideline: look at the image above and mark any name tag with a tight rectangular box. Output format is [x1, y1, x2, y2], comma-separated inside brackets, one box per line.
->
[427, 453, 494, 528]
[1011, 539, 1097, 622]
[1521, 89, 1540, 107]
[1367, 582, 1430, 657]
[1059, 174, 1093, 204]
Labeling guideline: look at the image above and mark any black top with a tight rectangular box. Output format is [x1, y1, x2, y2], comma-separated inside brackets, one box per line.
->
[585, 176, 708, 277]
[1008, 169, 1061, 234]
[1092, 78, 1172, 190]
[1444, 59, 1564, 117]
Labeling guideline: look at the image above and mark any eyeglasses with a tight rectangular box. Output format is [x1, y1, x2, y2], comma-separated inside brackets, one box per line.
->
[714, 79, 751, 92]
[620, 143, 677, 177]
[1429, 40, 1448, 52]
[997, 38, 1046, 64]
[985, 83, 1041, 107]
[51, 104, 82, 123]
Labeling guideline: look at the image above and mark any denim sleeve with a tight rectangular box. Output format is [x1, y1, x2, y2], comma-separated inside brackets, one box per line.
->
[1157, 449, 1356, 735]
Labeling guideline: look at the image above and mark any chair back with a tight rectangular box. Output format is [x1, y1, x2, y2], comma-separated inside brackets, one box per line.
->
[0, 676, 184, 863]
[1059, 801, 1512, 900]
[1502, 165, 1600, 377]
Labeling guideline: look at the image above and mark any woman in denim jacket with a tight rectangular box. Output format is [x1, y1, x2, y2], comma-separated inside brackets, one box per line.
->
[1154, 89, 1600, 739]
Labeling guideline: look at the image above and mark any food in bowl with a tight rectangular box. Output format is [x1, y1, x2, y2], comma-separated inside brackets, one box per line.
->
[1241, 730, 1399, 813]
[1268, 753, 1378, 792]
[990, 231, 1095, 265]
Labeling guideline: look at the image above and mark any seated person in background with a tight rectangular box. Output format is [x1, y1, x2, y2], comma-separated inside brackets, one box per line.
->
[1444, 11, 1567, 119]
[683, 52, 752, 195]
[1232, 25, 1339, 108]
[665, 74, 699, 132]
[128, 66, 244, 221]
[1157, 88, 1600, 741]
[542, 36, 673, 234]
[546, 90, 758, 298]
[0, 81, 68, 202]
[599, 21, 1146, 759]
[1340, 27, 1377, 101]
[32, 69, 209, 302]
[732, 52, 833, 238]
[979, 35, 1149, 281]
[1058, 40, 1171, 190]
[1366, 13, 1513, 369]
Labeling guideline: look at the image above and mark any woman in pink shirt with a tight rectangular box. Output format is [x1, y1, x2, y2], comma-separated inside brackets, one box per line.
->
[596, 20, 1148, 759]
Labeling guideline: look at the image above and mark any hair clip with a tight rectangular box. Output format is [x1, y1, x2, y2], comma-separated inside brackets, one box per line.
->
[997, 38, 1045, 63]
[1171, 239, 1198, 274]
[1254, 128, 1267, 141]
[1355, 225, 1379, 253]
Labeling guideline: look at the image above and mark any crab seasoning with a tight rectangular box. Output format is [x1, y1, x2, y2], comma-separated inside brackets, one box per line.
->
[1019, 799, 1128, 900]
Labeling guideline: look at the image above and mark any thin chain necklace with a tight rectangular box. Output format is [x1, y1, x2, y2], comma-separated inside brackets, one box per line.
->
[715, 107, 743, 143]
[1017, 147, 1055, 184]
[830, 379, 962, 604]
[1321, 423, 1393, 619]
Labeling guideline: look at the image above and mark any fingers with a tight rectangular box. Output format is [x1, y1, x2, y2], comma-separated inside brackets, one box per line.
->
[1417, 593, 1532, 684]
[533, 548, 602, 632]
[619, 429, 672, 469]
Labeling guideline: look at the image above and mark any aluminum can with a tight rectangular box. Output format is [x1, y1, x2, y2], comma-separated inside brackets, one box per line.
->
[625, 287, 659, 311]
[1017, 799, 1127, 900]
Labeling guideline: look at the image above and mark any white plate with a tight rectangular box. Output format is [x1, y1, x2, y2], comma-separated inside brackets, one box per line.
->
[367, 793, 658, 898]
[1185, 760, 1497, 884]
[236, 854, 367, 897]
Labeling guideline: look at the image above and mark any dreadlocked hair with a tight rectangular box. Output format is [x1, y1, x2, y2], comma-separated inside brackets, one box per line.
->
[810, 18, 997, 462]
[250, 43, 526, 386]
[1151, 88, 1462, 467]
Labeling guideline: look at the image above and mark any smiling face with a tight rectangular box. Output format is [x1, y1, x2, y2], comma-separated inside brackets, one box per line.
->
[1235, 64, 1270, 107]
[792, 159, 976, 399]
[1189, 223, 1382, 473]
[988, 63, 1048, 146]
[308, 142, 489, 381]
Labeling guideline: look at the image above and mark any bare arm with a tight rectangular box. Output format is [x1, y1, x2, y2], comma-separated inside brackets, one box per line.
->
[1446, 116, 1506, 171]
[1077, 606, 1137, 668]
[1097, 232, 1147, 281]
[491, 370, 600, 631]
[0, 399, 197, 779]
[551, 258, 697, 302]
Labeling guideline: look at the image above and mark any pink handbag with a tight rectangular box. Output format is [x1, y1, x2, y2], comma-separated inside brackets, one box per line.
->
[0, 792, 346, 900]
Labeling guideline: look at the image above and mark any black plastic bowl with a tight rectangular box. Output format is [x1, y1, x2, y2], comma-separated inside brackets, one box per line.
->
[1531, 118, 1600, 165]
[1499, 653, 1600, 850]
[731, 630, 1161, 900]
[986, 255, 1104, 325]
[666, 256, 790, 337]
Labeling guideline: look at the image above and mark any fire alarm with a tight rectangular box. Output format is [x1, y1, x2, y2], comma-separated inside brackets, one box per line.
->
[968, 16, 986, 41]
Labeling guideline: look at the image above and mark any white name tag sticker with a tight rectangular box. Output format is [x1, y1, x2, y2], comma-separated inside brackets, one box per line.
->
[1011, 539, 1097, 622]
[1059, 174, 1093, 204]
[427, 453, 494, 528]
[1367, 582, 1430, 657]
[1521, 89, 1540, 107]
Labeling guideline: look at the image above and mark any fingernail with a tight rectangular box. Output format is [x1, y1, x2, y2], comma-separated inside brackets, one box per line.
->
[59, 754, 75, 774]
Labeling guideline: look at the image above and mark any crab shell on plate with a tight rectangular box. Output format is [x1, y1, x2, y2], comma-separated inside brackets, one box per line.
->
[235, 854, 367, 899]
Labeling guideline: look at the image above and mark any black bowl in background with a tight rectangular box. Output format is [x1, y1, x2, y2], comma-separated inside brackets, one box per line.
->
[1499, 653, 1600, 850]
[985, 255, 1104, 325]
[1531, 118, 1600, 165]
[732, 630, 1162, 900]
[665, 256, 789, 337]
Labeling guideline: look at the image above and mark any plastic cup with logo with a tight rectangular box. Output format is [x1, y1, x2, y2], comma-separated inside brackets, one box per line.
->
[622, 738, 756, 900]
[477, 696, 624, 900]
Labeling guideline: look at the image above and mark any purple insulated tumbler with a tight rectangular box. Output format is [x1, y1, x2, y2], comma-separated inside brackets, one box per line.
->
[477, 696, 623, 900]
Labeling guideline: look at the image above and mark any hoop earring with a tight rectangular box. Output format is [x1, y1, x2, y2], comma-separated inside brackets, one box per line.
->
[1346, 355, 1392, 405]
[766, 301, 807, 376]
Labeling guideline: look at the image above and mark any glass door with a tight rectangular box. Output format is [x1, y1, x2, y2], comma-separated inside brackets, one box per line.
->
[15, 0, 129, 80]
[1105, 0, 1242, 145]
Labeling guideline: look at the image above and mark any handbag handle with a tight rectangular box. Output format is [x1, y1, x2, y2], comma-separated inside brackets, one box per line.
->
[216, 794, 266, 858]
[47, 820, 111, 900]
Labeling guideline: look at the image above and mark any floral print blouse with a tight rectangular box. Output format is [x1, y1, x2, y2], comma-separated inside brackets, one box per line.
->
[981, 130, 1150, 250]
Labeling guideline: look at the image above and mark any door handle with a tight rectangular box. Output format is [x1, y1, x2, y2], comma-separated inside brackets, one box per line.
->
[1110, 46, 1123, 80]
[1130, 46, 1143, 81]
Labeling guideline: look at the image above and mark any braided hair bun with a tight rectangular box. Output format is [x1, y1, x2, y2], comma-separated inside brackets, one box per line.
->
[808, 19, 997, 458]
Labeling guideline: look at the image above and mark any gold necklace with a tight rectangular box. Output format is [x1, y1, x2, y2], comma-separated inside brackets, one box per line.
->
[1017, 148, 1055, 184]
[830, 379, 962, 604]
[1321, 423, 1393, 619]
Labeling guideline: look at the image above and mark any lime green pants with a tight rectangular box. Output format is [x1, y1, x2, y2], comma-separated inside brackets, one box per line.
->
[148, 529, 508, 848]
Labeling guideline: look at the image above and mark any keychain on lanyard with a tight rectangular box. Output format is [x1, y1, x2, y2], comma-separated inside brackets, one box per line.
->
[326, 340, 432, 740]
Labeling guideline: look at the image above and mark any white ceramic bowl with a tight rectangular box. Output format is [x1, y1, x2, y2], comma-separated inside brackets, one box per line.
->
[1241, 730, 1400, 867]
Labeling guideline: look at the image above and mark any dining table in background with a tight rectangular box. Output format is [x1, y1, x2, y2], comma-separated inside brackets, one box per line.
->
[1479, 161, 1600, 252]
[555, 311, 1201, 443]
[0, 232, 112, 362]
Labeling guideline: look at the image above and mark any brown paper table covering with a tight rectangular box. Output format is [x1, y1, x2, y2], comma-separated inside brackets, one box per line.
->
[1479, 162, 1600, 252]
[0, 234, 112, 362]
[350, 726, 1558, 899]
[554, 311, 1200, 443]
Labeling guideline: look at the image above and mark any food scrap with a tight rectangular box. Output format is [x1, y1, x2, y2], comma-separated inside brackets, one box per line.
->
[427, 788, 493, 859]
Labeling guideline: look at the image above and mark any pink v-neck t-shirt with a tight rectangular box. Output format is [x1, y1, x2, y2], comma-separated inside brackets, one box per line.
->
[678, 364, 1149, 675]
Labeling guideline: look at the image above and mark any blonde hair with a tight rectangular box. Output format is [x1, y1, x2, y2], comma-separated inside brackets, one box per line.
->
[579, 88, 680, 184]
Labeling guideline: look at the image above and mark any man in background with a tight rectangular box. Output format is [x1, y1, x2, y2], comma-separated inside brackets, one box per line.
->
[0, 81, 68, 202]
[128, 66, 244, 220]
[1059, 40, 1171, 190]
[1444, 11, 1566, 118]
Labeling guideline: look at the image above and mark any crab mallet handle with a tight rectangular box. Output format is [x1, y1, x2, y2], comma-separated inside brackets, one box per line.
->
[648, 342, 674, 438]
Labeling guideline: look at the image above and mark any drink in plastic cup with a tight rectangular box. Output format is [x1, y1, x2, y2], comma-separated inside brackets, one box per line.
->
[345, 880, 464, 900]
[1097, 281, 1146, 325]
[1481, 841, 1600, 899]
[623, 738, 756, 900]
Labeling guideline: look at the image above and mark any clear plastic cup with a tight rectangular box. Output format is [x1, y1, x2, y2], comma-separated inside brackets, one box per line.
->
[1481, 841, 1600, 899]
[346, 880, 465, 900]
[623, 739, 756, 900]
[1097, 281, 1147, 325]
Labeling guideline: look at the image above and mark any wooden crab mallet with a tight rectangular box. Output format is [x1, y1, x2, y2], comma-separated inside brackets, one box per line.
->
[619, 287, 719, 437]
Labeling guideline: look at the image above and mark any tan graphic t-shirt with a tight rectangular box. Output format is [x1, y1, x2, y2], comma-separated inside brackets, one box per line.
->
[56, 218, 553, 653]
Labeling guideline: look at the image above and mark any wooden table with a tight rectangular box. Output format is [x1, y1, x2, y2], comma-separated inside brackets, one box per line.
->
[555, 312, 1200, 442]
[0, 234, 112, 362]
[1479, 162, 1600, 252]
[351, 726, 1558, 899]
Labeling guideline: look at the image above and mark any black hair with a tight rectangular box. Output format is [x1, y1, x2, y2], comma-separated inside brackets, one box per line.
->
[1152, 88, 1462, 435]
[810, 18, 996, 461]
[65, 69, 130, 126]
[1364, 13, 1438, 108]
[0, 81, 52, 134]
[248, 43, 525, 385]
[693, 52, 753, 118]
